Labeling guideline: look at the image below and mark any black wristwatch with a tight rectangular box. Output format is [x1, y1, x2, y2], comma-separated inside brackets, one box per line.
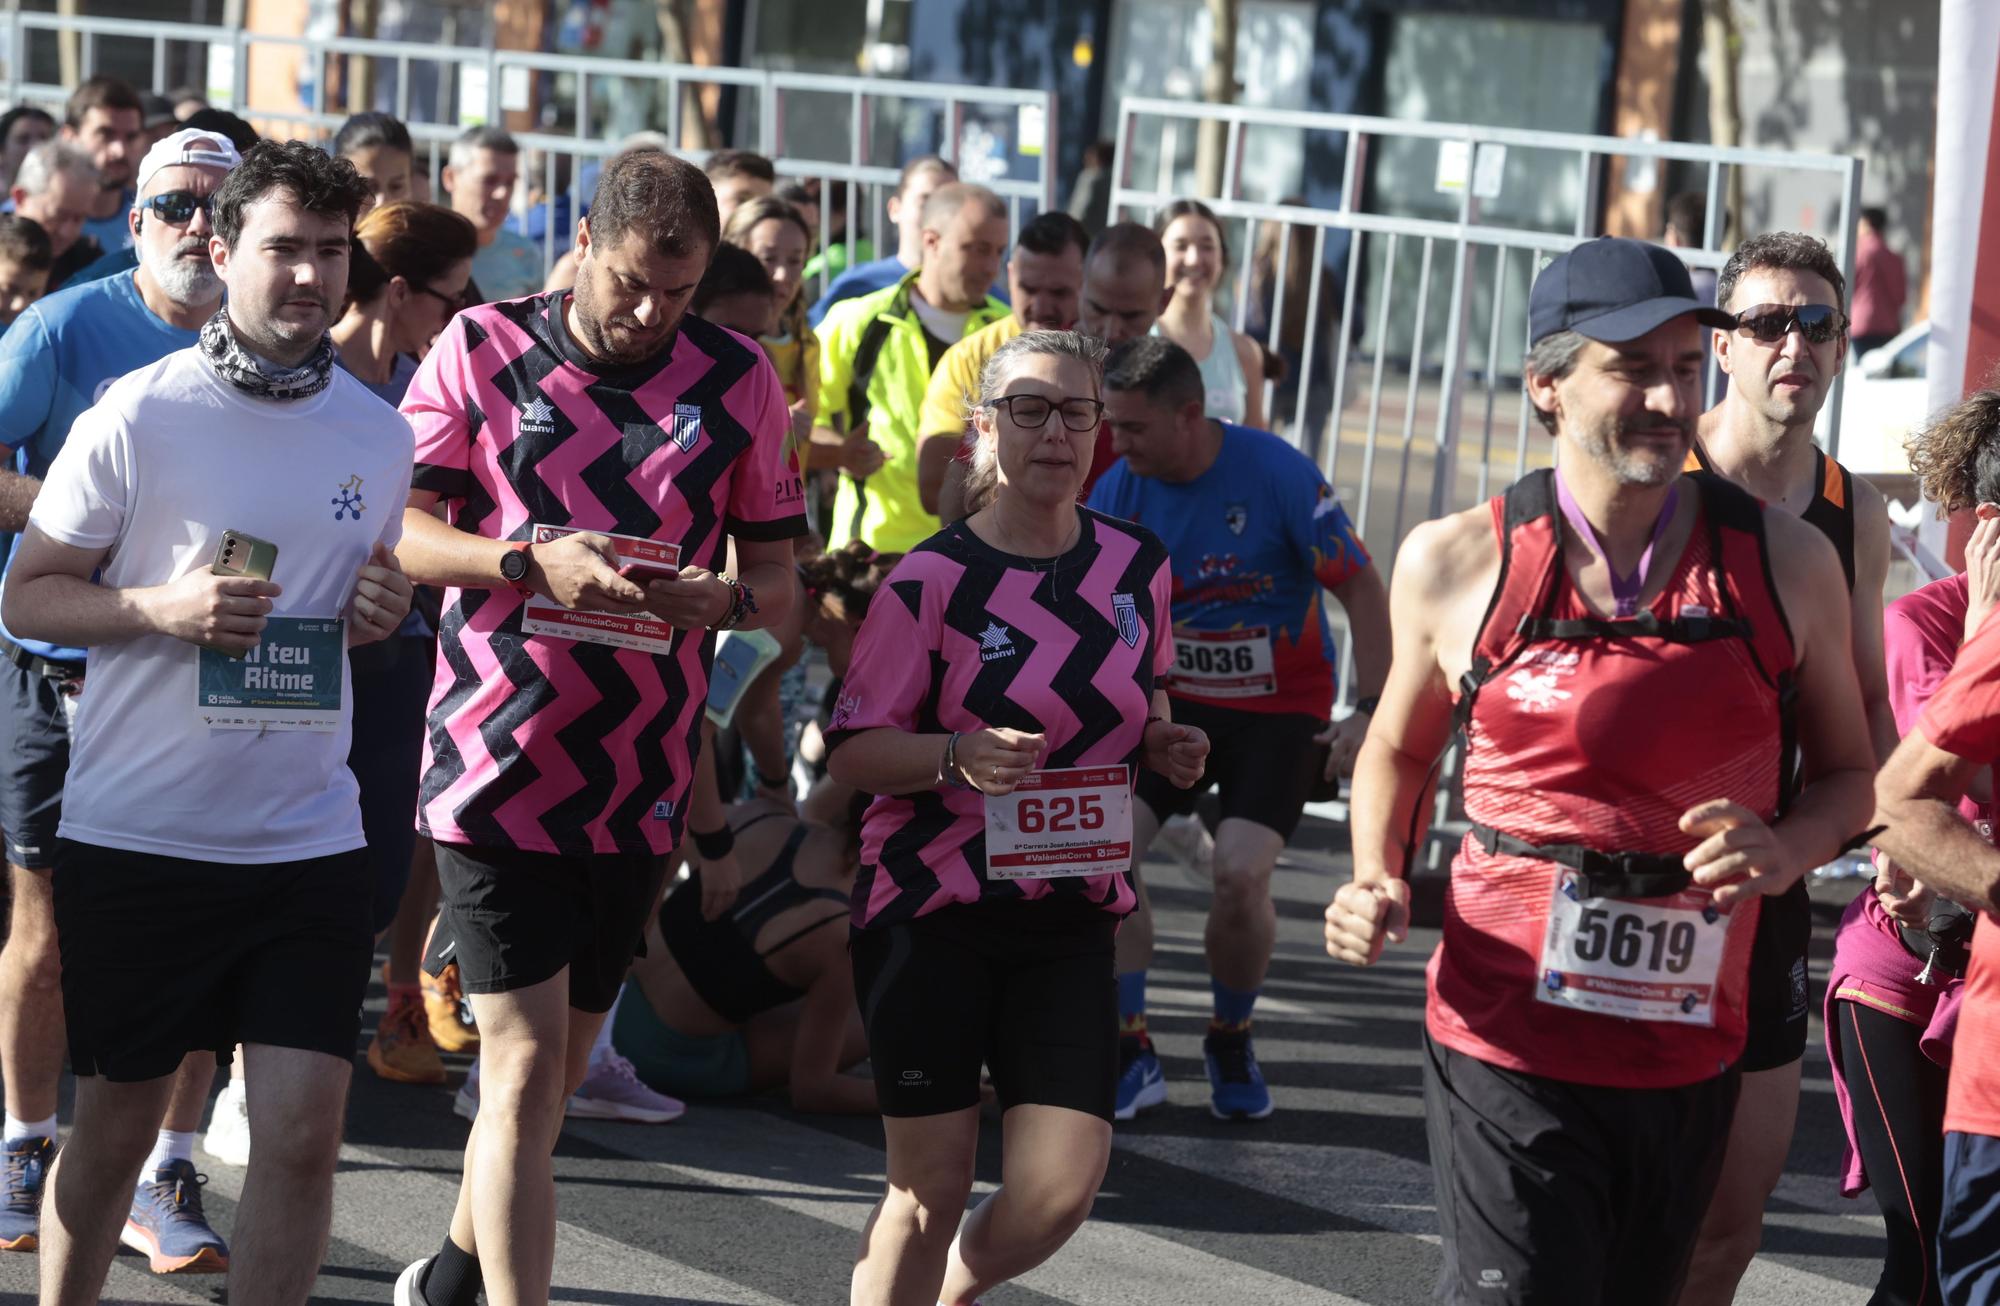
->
[499, 541, 534, 593]
[1352, 694, 1381, 715]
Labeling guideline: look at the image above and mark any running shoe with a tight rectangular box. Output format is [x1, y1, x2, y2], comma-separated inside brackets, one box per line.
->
[0, 1135, 54, 1251]
[201, 1078, 250, 1167]
[393, 1256, 432, 1306]
[422, 961, 479, 1054]
[452, 1058, 479, 1123]
[121, 1159, 228, 1274]
[1154, 813, 1215, 883]
[567, 1048, 686, 1123]
[1204, 1026, 1274, 1121]
[1113, 1038, 1167, 1121]
[368, 993, 447, 1085]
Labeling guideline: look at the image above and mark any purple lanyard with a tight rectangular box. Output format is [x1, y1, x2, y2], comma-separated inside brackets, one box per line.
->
[1553, 471, 1680, 619]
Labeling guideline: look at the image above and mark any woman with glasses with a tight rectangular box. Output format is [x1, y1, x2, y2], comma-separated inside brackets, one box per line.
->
[332, 198, 480, 1088]
[826, 329, 1209, 1306]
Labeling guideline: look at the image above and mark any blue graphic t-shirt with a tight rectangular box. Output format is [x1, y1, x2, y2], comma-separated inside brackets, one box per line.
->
[1087, 421, 1370, 717]
[0, 269, 200, 662]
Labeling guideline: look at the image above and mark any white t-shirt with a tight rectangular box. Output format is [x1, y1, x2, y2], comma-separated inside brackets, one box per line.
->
[909, 292, 970, 346]
[28, 348, 413, 863]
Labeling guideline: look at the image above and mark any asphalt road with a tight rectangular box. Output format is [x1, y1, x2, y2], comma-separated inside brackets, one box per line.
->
[0, 823, 1888, 1305]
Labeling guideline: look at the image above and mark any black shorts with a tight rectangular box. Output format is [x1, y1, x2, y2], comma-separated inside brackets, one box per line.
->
[852, 898, 1118, 1121]
[425, 841, 669, 1014]
[1133, 697, 1320, 841]
[53, 840, 374, 1082]
[1422, 1031, 1739, 1305]
[1741, 877, 1812, 1072]
[0, 656, 80, 871]
[346, 633, 433, 933]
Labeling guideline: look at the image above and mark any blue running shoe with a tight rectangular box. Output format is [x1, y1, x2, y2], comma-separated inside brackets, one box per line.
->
[1204, 1026, 1273, 1121]
[1113, 1040, 1167, 1121]
[121, 1159, 228, 1274]
[0, 1135, 54, 1251]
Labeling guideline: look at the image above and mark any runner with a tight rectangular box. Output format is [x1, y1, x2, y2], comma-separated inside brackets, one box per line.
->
[1087, 335, 1388, 1121]
[1152, 199, 1264, 428]
[0, 125, 241, 1266]
[442, 126, 541, 301]
[813, 181, 1011, 552]
[826, 328, 1207, 1305]
[722, 195, 819, 473]
[0, 213, 51, 327]
[1677, 230, 1899, 1306]
[3, 137, 411, 1306]
[332, 111, 415, 218]
[807, 155, 955, 326]
[705, 149, 776, 228]
[58, 76, 141, 255]
[1325, 236, 1876, 1304]
[391, 147, 802, 1306]
[9, 140, 98, 291]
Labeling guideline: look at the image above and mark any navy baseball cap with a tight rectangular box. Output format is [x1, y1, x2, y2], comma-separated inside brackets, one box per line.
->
[1529, 237, 1734, 345]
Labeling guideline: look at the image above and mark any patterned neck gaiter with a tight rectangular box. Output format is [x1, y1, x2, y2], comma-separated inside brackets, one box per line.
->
[197, 309, 335, 402]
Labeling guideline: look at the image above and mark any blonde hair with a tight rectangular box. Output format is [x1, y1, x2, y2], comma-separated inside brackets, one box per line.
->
[961, 330, 1108, 512]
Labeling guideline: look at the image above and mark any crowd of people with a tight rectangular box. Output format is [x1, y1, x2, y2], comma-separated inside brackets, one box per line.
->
[0, 65, 1986, 1306]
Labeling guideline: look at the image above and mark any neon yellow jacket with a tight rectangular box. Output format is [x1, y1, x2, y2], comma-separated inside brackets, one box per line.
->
[815, 271, 1010, 552]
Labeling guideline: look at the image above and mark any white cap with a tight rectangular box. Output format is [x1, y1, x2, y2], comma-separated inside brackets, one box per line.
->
[135, 128, 241, 198]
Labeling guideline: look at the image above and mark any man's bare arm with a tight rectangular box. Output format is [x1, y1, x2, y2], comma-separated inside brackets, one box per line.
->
[1874, 730, 2000, 913]
[0, 470, 41, 535]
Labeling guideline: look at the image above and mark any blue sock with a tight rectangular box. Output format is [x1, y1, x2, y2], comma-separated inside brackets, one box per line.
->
[1211, 979, 1258, 1029]
[1117, 971, 1148, 1036]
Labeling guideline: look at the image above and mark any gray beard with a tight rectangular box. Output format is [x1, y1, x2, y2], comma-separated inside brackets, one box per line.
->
[145, 246, 221, 306]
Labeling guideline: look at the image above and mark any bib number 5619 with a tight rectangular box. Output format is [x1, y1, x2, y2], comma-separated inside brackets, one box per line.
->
[1570, 906, 1698, 974]
[1017, 793, 1106, 835]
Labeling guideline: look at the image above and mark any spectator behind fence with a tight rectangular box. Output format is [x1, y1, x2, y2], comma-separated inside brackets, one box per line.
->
[1851, 207, 1908, 358]
[1065, 138, 1115, 238]
[335, 111, 415, 218]
[10, 140, 99, 292]
[61, 76, 143, 255]
[443, 125, 541, 302]
[1663, 191, 1720, 307]
[0, 105, 55, 193]
[1153, 198, 1264, 428]
[0, 213, 52, 328]
[808, 154, 957, 326]
[725, 195, 818, 469]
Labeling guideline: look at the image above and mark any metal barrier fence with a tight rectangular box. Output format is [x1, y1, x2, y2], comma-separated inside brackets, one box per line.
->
[0, 10, 1056, 294]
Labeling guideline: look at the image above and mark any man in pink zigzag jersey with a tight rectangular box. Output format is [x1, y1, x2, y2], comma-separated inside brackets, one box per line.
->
[390, 149, 804, 1306]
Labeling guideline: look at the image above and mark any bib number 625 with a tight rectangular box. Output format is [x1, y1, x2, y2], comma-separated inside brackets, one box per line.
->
[1570, 906, 1697, 974]
[1017, 793, 1106, 835]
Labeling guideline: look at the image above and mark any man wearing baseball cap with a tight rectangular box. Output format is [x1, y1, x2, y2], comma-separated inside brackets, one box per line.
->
[1323, 236, 1876, 1304]
[0, 124, 240, 1269]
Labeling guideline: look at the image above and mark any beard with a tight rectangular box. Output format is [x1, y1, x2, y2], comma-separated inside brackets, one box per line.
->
[571, 275, 671, 366]
[144, 237, 221, 307]
[1571, 413, 1692, 487]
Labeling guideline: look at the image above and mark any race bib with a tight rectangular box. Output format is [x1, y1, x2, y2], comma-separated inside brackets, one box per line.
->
[1535, 872, 1732, 1025]
[984, 765, 1134, 880]
[1167, 627, 1274, 699]
[705, 626, 783, 728]
[520, 525, 683, 654]
[197, 617, 345, 732]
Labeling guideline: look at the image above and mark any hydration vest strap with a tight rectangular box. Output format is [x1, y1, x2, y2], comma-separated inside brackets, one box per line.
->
[1516, 609, 1752, 645]
[1471, 822, 1693, 900]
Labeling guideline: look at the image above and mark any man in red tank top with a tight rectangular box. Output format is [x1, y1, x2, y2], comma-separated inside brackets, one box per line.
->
[1324, 237, 1877, 1305]
[1678, 231, 1898, 1306]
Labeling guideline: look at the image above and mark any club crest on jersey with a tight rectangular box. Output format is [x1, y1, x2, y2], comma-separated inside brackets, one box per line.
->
[1111, 592, 1140, 648]
[331, 474, 365, 521]
[671, 403, 703, 452]
[1224, 504, 1248, 535]
[520, 395, 557, 434]
[653, 799, 676, 821]
[978, 622, 1016, 662]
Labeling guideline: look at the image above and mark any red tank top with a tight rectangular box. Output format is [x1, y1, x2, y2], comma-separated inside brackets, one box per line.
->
[1426, 472, 1796, 1088]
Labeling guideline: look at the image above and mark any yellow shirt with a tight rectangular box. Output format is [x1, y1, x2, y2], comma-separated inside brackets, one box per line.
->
[917, 314, 1023, 450]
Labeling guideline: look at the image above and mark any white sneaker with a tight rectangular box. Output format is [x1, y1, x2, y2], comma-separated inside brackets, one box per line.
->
[1154, 813, 1215, 882]
[201, 1078, 250, 1167]
[393, 1256, 431, 1306]
[566, 1049, 685, 1123]
[452, 1057, 479, 1123]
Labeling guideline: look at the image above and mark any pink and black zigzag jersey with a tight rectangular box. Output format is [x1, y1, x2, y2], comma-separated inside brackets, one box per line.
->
[402, 293, 806, 857]
[825, 508, 1174, 928]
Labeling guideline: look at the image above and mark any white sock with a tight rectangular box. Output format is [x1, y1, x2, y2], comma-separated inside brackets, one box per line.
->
[587, 989, 624, 1071]
[3, 1113, 56, 1145]
[140, 1129, 195, 1179]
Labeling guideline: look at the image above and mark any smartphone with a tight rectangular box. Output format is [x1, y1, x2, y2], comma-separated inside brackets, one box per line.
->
[213, 530, 279, 581]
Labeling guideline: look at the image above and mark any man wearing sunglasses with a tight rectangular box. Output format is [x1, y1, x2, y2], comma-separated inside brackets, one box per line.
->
[0, 125, 239, 1270]
[1677, 230, 1900, 1306]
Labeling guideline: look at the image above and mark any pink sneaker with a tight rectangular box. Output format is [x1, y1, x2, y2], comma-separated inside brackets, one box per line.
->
[566, 1049, 685, 1123]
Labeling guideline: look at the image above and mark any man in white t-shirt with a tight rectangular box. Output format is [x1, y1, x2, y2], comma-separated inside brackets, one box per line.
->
[0, 139, 413, 1305]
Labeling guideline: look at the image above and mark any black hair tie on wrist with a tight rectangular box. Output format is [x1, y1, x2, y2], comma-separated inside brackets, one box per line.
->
[691, 825, 735, 861]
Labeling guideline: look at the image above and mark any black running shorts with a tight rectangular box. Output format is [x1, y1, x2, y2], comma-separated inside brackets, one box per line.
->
[1133, 697, 1322, 841]
[425, 841, 669, 1014]
[1740, 877, 1812, 1072]
[0, 658, 77, 872]
[54, 840, 374, 1082]
[1422, 1031, 1739, 1305]
[852, 898, 1119, 1120]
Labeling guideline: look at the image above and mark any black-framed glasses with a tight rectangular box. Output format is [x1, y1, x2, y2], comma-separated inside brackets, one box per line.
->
[137, 189, 213, 226]
[987, 393, 1104, 432]
[412, 282, 471, 312]
[1733, 303, 1847, 345]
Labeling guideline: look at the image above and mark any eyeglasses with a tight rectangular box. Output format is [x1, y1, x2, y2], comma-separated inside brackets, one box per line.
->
[987, 393, 1105, 432]
[137, 189, 213, 226]
[1733, 303, 1847, 345]
[412, 282, 471, 312]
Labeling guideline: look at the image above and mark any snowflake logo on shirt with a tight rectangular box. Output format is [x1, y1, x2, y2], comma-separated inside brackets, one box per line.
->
[331, 474, 365, 521]
[978, 622, 1016, 662]
[520, 396, 556, 433]
[1504, 668, 1572, 712]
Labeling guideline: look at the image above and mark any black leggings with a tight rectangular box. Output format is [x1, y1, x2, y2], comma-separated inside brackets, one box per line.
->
[1838, 999, 1950, 1306]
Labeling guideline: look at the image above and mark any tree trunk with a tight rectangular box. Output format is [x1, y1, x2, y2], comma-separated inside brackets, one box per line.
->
[1193, 0, 1239, 199]
[1700, 0, 1744, 248]
[655, 0, 716, 151]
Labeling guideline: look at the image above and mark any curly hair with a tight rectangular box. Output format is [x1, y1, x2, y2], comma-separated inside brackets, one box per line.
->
[1906, 387, 2000, 517]
[212, 140, 370, 250]
[798, 540, 902, 623]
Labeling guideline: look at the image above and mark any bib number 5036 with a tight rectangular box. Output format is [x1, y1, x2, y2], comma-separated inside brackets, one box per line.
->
[1569, 907, 1698, 974]
[1017, 793, 1106, 835]
[1176, 644, 1258, 675]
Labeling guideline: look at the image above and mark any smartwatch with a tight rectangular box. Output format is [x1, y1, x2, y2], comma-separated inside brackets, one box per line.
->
[499, 541, 534, 594]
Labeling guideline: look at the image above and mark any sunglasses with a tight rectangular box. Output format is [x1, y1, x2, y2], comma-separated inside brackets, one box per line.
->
[1733, 303, 1847, 345]
[987, 393, 1105, 432]
[138, 189, 213, 226]
[411, 282, 471, 312]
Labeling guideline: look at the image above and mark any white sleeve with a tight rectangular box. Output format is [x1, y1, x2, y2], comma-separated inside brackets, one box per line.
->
[27, 401, 133, 552]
